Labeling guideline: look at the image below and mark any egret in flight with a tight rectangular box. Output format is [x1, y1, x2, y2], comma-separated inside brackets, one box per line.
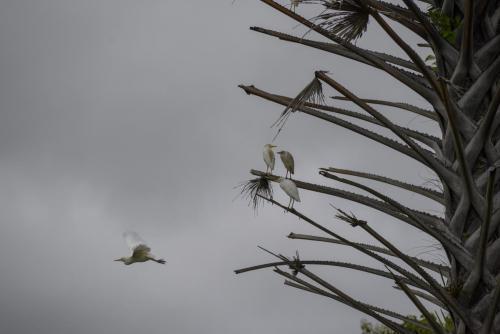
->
[278, 150, 295, 179]
[263, 144, 277, 174]
[115, 231, 166, 265]
[279, 177, 300, 209]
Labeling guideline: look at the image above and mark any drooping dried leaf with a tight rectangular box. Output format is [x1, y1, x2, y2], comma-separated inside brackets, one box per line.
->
[315, 0, 370, 42]
[272, 77, 325, 139]
[333, 206, 367, 227]
[238, 177, 274, 211]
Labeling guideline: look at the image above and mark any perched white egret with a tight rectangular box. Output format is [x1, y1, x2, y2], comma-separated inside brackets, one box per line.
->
[115, 231, 166, 265]
[279, 177, 300, 209]
[263, 144, 277, 174]
[277, 150, 295, 179]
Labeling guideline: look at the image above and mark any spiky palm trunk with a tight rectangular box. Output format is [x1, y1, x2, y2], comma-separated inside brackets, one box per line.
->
[236, 1, 500, 333]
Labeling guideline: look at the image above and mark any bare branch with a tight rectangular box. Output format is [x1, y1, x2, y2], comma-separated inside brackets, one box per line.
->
[256, 0, 439, 103]
[331, 95, 438, 121]
[393, 285, 446, 308]
[255, 195, 434, 291]
[289, 97, 441, 149]
[399, 0, 460, 70]
[320, 171, 474, 282]
[240, 84, 435, 165]
[236, 259, 416, 287]
[273, 267, 413, 333]
[333, 207, 472, 326]
[249, 26, 419, 72]
[315, 71, 463, 196]
[392, 272, 449, 334]
[285, 279, 434, 330]
[252, 169, 444, 232]
[288, 232, 450, 276]
[364, 3, 442, 94]
[321, 167, 444, 203]
[281, 265, 414, 333]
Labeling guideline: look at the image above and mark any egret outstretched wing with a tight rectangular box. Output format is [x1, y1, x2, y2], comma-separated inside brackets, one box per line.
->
[123, 231, 151, 252]
[132, 245, 151, 258]
[116, 231, 165, 265]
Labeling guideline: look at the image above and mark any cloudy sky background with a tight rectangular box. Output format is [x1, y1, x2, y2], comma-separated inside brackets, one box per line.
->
[0, 1, 445, 333]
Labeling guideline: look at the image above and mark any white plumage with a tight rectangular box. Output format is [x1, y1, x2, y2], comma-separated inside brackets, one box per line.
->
[279, 178, 300, 208]
[124, 231, 147, 251]
[263, 144, 276, 174]
[115, 231, 166, 266]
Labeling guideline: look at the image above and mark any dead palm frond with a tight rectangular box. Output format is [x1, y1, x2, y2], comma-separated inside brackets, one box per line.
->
[272, 76, 325, 139]
[333, 206, 367, 227]
[314, 0, 370, 42]
[238, 177, 274, 210]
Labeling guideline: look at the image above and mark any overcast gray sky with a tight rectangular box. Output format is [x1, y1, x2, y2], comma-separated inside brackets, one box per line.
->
[0, 1, 445, 333]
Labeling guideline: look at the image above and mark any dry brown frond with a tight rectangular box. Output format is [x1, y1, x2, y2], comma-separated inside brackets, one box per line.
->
[272, 77, 325, 140]
[332, 205, 368, 227]
[238, 177, 274, 211]
[314, 0, 370, 42]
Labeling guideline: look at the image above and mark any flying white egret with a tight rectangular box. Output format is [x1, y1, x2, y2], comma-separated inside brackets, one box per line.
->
[115, 231, 166, 265]
[277, 150, 295, 179]
[263, 144, 277, 174]
[279, 177, 300, 209]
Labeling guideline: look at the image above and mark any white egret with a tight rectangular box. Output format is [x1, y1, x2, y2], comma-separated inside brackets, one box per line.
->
[279, 177, 300, 209]
[115, 231, 166, 265]
[277, 150, 295, 179]
[263, 144, 277, 174]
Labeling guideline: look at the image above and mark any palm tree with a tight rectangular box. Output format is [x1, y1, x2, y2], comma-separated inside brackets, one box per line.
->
[236, 1, 500, 333]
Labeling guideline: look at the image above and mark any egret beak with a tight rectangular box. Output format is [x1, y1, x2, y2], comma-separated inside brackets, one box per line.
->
[114, 258, 122, 262]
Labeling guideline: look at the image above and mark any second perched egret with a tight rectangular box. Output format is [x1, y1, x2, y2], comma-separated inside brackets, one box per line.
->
[115, 231, 166, 265]
[277, 150, 295, 179]
[263, 144, 277, 174]
[279, 177, 300, 209]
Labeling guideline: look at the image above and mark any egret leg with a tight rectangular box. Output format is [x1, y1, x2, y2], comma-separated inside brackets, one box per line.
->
[291, 199, 294, 209]
[146, 256, 166, 264]
[151, 258, 166, 264]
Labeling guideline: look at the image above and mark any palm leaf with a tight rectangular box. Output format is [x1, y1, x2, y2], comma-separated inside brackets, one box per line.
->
[238, 177, 274, 210]
[272, 77, 325, 138]
[315, 0, 370, 42]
